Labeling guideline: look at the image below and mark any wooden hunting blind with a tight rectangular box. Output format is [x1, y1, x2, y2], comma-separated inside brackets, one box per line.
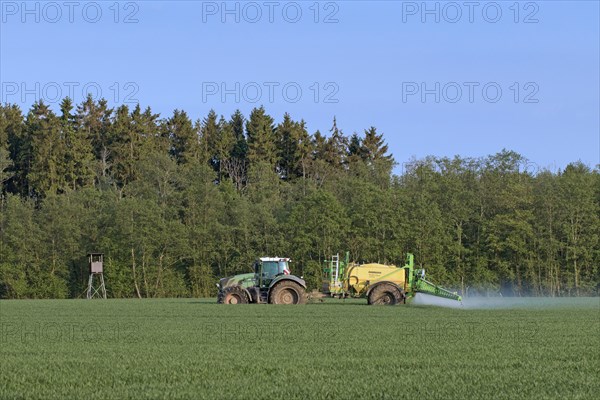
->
[89, 253, 103, 273]
[87, 253, 107, 299]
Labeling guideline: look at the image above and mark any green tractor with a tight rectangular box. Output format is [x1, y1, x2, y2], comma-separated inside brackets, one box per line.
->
[217, 257, 307, 305]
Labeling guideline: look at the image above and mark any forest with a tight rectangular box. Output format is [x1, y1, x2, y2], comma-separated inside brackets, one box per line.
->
[0, 96, 598, 299]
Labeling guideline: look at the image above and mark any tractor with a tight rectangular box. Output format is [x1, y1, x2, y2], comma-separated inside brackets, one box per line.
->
[217, 257, 307, 305]
[323, 253, 462, 305]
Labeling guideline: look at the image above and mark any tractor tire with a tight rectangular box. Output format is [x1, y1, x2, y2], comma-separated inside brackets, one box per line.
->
[368, 284, 405, 305]
[217, 286, 249, 304]
[269, 281, 307, 305]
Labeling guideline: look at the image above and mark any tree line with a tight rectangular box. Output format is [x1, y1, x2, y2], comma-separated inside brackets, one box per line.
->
[0, 96, 598, 298]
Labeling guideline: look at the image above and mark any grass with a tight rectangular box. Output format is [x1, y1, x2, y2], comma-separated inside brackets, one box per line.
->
[1, 297, 599, 399]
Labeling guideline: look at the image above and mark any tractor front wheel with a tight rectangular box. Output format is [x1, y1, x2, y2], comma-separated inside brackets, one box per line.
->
[217, 286, 249, 304]
[368, 284, 404, 305]
[269, 281, 307, 305]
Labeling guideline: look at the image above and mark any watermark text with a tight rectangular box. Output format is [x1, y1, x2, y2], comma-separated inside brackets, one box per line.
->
[1, 81, 140, 104]
[1, 1, 140, 24]
[401, 1, 540, 24]
[202, 81, 339, 104]
[401, 81, 540, 104]
[201, 1, 340, 23]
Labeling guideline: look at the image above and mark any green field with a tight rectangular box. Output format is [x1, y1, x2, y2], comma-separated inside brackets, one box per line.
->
[1, 298, 598, 400]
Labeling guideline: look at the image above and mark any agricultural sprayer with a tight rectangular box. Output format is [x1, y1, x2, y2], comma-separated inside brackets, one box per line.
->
[323, 253, 462, 305]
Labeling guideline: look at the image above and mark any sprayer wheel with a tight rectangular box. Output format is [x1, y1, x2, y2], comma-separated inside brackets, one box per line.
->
[368, 284, 405, 306]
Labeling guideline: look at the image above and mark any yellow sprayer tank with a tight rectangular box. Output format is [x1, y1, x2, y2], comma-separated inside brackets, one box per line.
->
[344, 263, 409, 297]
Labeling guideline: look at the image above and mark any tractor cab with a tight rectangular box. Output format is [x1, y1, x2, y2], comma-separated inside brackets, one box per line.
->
[256, 257, 290, 288]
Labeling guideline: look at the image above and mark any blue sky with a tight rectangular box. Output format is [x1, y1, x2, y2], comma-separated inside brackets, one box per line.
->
[1, 1, 598, 173]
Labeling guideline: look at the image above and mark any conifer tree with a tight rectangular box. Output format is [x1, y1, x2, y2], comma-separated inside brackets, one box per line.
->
[26, 101, 65, 197]
[246, 106, 277, 166]
[60, 98, 95, 190]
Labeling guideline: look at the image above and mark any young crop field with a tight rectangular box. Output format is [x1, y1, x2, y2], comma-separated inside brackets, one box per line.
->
[1, 297, 598, 399]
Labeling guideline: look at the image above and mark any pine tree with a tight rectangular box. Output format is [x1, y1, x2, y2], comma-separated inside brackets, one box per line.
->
[275, 113, 299, 180]
[76, 95, 113, 163]
[324, 117, 348, 168]
[347, 133, 362, 160]
[361, 127, 392, 162]
[109, 105, 135, 186]
[222, 110, 248, 190]
[229, 109, 247, 161]
[246, 106, 277, 166]
[214, 116, 236, 182]
[274, 114, 314, 182]
[60, 98, 95, 190]
[26, 101, 66, 197]
[2, 105, 27, 195]
[0, 105, 22, 189]
[199, 109, 220, 168]
[166, 109, 199, 165]
[312, 130, 327, 160]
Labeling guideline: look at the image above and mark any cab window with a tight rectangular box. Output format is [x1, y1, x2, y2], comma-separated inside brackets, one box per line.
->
[278, 261, 288, 274]
[261, 261, 278, 277]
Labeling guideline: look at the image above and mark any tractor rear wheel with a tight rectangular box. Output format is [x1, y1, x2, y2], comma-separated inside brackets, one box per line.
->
[217, 286, 249, 304]
[269, 281, 307, 305]
[368, 284, 404, 305]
